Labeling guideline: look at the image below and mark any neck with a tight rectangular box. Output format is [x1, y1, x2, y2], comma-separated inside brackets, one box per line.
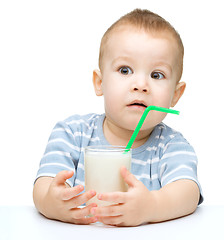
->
[103, 117, 152, 148]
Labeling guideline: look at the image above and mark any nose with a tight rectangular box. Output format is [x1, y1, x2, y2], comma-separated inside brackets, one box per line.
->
[131, 75, 149, 93]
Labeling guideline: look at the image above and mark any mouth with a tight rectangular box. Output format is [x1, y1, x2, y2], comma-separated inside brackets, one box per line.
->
[127, 100, 148, 110]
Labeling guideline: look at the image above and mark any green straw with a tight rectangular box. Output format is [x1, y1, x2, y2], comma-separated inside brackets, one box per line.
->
[125, 106, 180, 151]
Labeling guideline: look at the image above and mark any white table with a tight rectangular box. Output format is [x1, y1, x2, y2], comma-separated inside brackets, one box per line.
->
[0, 205, 223, 240]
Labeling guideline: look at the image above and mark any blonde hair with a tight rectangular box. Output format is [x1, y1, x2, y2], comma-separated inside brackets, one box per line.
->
[99, 9, 184, 81]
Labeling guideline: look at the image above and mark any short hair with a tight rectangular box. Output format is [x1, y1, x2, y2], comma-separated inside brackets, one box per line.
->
[99, 9, 184, 81]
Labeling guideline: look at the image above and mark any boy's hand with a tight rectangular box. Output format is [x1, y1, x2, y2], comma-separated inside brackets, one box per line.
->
[40, 170, 98, 224]
[90, 167, 155, 226]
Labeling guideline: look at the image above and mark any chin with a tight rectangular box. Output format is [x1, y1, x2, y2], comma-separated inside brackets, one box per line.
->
[122, 120, 142, 131]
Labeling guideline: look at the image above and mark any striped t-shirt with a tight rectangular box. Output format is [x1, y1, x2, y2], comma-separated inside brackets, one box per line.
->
[35, 113, 203, 204]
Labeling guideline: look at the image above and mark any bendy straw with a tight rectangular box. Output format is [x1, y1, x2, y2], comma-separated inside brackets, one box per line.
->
[125, 106, 180, 151]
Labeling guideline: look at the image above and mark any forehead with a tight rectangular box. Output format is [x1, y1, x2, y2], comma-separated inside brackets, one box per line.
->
[103, 26, 180, 66]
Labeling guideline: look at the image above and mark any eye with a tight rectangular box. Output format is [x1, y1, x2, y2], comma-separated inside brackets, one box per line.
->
[151, 71, 165, 80]
[119, 66, 133, 75]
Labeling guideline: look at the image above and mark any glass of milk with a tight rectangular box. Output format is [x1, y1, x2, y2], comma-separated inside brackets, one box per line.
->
[85, 146, 132, 207]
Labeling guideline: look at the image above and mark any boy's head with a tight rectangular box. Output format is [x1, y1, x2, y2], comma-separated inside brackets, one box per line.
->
[99, 9, 184, 82]
[93, 9, 186, 135]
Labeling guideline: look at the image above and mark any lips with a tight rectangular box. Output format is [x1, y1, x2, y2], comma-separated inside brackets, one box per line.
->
[128, 100, 148, 109]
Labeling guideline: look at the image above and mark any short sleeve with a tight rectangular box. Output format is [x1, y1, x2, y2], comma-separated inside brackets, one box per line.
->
[158, 135, 203, 205]
[35, 120, 80, 187]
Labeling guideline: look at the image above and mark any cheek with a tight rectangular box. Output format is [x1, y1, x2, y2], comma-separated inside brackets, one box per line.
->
[102, 82, 123, 110]
[151, 83, 175, 107]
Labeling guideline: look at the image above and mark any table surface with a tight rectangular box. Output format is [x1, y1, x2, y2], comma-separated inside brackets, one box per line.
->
[0, 205, 223, 240]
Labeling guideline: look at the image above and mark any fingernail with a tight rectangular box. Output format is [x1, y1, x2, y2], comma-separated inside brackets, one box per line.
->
[98, 194, 102, 200]
[91, 208, 96, 215]
[90, 190, 96, 196]
[68, 171, 74, 175]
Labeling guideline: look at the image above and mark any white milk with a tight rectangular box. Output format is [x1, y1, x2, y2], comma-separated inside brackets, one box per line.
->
[85, 146, 132, 207]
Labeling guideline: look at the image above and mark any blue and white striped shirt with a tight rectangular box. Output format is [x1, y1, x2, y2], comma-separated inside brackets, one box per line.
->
[35, 113, 203, 204]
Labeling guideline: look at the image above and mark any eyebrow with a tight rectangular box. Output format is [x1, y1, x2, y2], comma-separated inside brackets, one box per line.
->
[153, 61, 173, 74]
[111, 56, 132, 66]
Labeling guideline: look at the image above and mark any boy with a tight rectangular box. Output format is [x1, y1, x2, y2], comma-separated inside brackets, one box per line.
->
[33, 9, 203, 227]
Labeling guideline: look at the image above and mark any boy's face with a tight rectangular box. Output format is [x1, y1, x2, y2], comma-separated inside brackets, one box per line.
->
[93, 26, 185, 133]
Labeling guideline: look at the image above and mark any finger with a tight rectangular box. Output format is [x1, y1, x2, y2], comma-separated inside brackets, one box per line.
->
[97, 216, 123, 226]
[53, 170, 74, 186]
[91, 204, 123, 217]
[97, 192, 126, 204]
[120, 166, 138, 188]
[73, 216, 98, 225]
[70, 204, 98, 224]
[61, 185, 84, 201]
[67, 190, 96, 208]
[71, 204, 95, 219]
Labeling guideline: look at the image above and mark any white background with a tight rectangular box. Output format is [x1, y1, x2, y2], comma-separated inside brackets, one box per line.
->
[0, 0, 223, 206]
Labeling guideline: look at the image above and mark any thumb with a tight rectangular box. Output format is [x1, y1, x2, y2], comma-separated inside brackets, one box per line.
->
[53, 170, 74, 186]
[120, 166, 138, 188]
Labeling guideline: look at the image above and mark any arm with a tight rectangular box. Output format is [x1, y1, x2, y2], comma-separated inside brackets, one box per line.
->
[33, 170, 98, 224]
[91, 167, 200, 226]
[149, 178, 200, 222]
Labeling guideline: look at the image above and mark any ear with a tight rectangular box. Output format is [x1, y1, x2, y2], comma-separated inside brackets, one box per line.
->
[171, 82, 186, 107]
[92, 69, 103, 96]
